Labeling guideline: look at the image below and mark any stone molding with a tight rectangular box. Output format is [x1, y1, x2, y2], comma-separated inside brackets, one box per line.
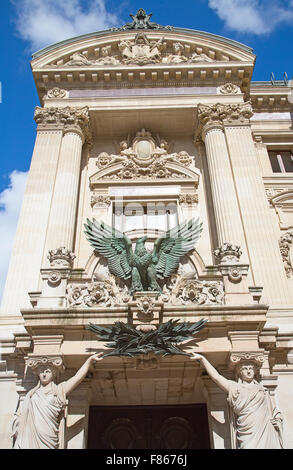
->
[34, 106, 92, 144]
[279, 229, 293, 277]
[197, 101, 254, 139]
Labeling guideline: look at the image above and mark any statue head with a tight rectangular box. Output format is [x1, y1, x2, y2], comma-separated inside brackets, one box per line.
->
[38, 366, 57, 386]
[236, 361, 257, 383]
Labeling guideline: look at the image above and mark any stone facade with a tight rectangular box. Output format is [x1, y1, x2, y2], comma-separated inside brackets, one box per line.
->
[1, 11, 293, 449]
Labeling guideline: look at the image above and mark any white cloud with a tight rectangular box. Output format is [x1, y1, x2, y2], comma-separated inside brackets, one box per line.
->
[12, 0, 120, 51]
[0, 171, 28, 303]
[208, 0, 293, 35]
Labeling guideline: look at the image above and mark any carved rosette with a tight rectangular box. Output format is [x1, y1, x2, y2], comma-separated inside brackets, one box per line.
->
[197, 102, 254, 140]
[214, 243, 242, 264]
[25, 355, 65, 376]
[45, 87, 68, 100]
[279, 229, 293, 277]
[47, 271, 62, 286]
[48, 247, 76, 268]
[34, 106, 92, 145]
[217, 83, 241, 95]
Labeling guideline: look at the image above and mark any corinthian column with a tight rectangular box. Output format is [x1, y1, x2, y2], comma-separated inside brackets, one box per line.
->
[197, 104, 248, 264]
[43, 107, 91, 265]
[222, 102, 291, 304]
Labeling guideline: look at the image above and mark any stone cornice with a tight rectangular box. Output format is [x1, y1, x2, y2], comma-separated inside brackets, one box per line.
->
[34, 105, 92, 145]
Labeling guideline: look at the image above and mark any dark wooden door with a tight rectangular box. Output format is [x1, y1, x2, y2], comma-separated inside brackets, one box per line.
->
[87, 404, 210, 449]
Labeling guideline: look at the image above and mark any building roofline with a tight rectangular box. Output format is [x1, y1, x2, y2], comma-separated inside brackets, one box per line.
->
[31, 26, 254, 60]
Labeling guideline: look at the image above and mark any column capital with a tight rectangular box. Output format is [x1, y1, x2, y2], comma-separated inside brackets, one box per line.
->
[197, 101, 254, 140]
[25, 354, 65, 377]
[34, 106, 92, 145]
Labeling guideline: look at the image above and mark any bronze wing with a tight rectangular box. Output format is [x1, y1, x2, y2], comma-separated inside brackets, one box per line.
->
[152, 217, 203, 279]
[84, 219, 132, 280]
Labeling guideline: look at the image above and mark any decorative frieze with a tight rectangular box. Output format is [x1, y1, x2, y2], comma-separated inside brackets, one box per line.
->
[47, 247, 76, 268]
[67, 277, 131, 307]
[176, 279, 224, 305]
[279, 230, 293, 277]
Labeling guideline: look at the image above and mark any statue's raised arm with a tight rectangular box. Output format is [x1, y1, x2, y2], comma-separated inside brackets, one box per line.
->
[12, 354, 104, 449]
[189, 352, 283, 449]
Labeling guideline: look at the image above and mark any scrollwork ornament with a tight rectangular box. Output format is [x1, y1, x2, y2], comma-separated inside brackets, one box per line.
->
[229, 352, 265, 371]
[25, 355, 65, 375]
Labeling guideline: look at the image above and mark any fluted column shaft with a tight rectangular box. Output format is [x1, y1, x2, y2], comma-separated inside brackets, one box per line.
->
[45, 130, 83, 251]
[203, 124, 248, 254]
[198, 104, 249, 266]
[224, 122, 291, 304]
[42, 107, 91, 267]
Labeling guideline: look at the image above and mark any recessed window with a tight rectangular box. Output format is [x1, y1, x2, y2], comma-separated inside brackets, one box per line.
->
[268, 150, 293, 173]
[113, 202, 178, 233]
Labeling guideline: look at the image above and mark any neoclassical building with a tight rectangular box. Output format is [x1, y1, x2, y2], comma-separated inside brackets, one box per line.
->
[1, 10, 293, 449]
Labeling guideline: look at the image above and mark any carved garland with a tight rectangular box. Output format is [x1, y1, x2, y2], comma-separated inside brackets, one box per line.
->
[279, 230, 293, 277]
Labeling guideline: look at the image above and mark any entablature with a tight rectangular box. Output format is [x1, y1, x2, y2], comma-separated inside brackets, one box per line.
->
[31, 29, 255, 103]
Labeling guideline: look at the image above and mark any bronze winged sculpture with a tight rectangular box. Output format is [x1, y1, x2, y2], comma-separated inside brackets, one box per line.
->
[84, 217, 202, 295]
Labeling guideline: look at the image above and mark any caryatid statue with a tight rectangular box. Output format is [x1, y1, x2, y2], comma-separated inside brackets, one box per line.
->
[12, 354, 103, 449]
[190, 353, 283, 449]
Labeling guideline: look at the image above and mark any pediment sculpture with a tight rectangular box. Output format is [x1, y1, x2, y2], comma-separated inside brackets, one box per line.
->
[93, 130, 195, 181]
[118, 33, 164, 65]
[46, 34, 231, 68]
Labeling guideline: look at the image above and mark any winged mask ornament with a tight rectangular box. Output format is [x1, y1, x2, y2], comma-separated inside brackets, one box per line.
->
[84, 217, 202, 294]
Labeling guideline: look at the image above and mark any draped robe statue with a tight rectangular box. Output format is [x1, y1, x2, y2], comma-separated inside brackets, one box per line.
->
[191, 354, 283, 449]
[12, 354, 102, 449]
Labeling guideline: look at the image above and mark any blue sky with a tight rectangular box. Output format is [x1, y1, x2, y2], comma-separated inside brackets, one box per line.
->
[0, 0, 293, 300]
